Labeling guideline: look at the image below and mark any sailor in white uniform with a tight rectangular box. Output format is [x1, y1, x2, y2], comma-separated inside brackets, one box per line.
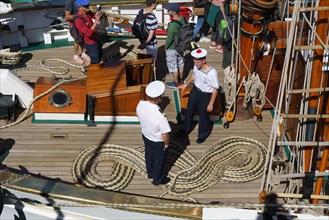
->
[177, 48, 220, 144]
[136, 81, 171, 185]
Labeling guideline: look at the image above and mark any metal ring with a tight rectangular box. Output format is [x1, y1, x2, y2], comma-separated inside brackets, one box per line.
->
[48, 88, 72, 108]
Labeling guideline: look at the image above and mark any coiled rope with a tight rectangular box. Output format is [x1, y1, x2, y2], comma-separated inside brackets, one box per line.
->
[243, 72, 266, 112]
[0, 49, 22, 66]
[13, 57, 86, 75]
[223, 66, 238, 109]
[72, 136, 267, 202]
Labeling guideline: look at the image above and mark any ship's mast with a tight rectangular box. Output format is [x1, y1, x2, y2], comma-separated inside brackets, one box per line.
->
[262, 0, 329, 212]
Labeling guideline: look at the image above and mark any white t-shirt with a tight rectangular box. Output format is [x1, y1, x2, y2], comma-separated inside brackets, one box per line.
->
[136, 100, 171, 142]
[193, 66, 220, 93]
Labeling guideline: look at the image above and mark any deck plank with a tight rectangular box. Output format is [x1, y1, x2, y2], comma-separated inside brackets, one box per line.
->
[0, 38, 272, 204]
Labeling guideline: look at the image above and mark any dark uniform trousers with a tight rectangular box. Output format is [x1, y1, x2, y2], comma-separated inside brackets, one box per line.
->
[183, 86, 212, 140]
[142, 135, 167, 185]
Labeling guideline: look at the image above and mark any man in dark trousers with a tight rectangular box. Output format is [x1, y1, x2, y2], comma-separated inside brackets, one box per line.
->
[176, 48, 220, 144]
[136, 81, 171, 185]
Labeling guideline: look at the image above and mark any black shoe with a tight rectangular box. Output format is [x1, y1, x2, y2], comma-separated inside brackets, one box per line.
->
[196, 138, 206, 144]
[153, 177, 171, 186]
[174, 129, 187, 138]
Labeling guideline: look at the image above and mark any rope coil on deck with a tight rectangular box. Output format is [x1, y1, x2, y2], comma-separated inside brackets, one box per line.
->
[72, 136, 267, 201]
[0, 49, 22, 66]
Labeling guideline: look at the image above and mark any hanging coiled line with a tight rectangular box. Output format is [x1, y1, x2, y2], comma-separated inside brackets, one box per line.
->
[243, 72, 266, 111]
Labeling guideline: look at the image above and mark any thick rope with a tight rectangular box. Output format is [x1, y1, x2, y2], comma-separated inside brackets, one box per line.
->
[223, 66, 238, 109]
[243, 72, 266, 111]
[0, 49, 22, 65]
[72, 136, 267, 202]
[13, 58, 86, 75]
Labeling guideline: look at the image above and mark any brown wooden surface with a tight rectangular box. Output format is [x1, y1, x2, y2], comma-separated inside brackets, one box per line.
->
[87, 61, 127, 93]
[33, 76, 87, 113]
[256, 55, 282, 109]
[0, 39, 273, 204]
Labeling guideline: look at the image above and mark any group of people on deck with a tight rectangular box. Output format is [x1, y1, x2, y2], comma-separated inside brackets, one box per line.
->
[65, 0, 229, 186]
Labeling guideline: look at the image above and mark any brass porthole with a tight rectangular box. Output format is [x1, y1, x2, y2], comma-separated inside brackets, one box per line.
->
[48, 88, 72, 108]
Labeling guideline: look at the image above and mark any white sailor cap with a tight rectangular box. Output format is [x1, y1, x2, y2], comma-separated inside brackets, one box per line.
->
[146, 80, 165, 98]
[191, 48, 207, 59]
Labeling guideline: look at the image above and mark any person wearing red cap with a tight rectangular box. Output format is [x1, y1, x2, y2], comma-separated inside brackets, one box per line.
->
[74, 0, 103, 64]
[176, 48, 220, 144]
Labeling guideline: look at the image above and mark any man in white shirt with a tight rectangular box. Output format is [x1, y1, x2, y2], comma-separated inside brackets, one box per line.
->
[176, 48, 219, 144]
[136, 81, 171, 185]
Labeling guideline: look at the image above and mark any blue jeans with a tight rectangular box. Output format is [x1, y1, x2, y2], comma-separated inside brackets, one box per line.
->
[192, 16, 205, 39]
[84, 42, 102, 64]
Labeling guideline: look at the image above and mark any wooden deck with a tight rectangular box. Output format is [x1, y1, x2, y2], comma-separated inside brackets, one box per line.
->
[0, 38, 273, 204]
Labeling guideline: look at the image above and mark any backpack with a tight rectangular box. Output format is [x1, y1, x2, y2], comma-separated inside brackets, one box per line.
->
[172, 19, 194, 54]
[69, 16, 86, 45]
[132, 10, 151, 43]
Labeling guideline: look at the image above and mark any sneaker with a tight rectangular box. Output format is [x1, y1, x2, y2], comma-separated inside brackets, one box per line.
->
[81, 53, 91, 65]
[73, 54, 84, 64]
[165, 81, 177, 89]
[215, 47, 224, 53]
[199, 37, 211, 43]
[209, 42, 217, 50]
[215, 46, 224, 53]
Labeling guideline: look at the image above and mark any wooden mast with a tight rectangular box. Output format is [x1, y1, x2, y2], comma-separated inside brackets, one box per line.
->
[308, 0, 329, 204]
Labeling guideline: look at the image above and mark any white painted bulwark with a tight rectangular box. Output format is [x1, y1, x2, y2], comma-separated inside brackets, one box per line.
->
[0, 69, 33, 108]
[34, 113, 85, 121]
[43, 29, 74, 44]
[88, 115, 139, 123]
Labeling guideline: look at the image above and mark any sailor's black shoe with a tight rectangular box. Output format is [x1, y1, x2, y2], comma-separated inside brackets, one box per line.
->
[153, 177, 171, 186]
[196, 138, 206, 144]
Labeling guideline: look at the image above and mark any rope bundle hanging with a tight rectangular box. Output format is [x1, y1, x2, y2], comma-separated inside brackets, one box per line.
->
[72, 136, 267, 202]
[223, 66, 238, 109]
[243, 72, 265, 113]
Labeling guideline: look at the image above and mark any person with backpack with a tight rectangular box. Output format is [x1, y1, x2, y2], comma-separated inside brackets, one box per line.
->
[74, 0, 103, 64]
[65, 0, 90, 65]
[164, 3, 186, 89]
[135, 0, 159, 61]
[176, 48, 220, 144]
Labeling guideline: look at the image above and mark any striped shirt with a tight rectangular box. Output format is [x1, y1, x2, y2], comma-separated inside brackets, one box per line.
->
[144, 10, 158, 45]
